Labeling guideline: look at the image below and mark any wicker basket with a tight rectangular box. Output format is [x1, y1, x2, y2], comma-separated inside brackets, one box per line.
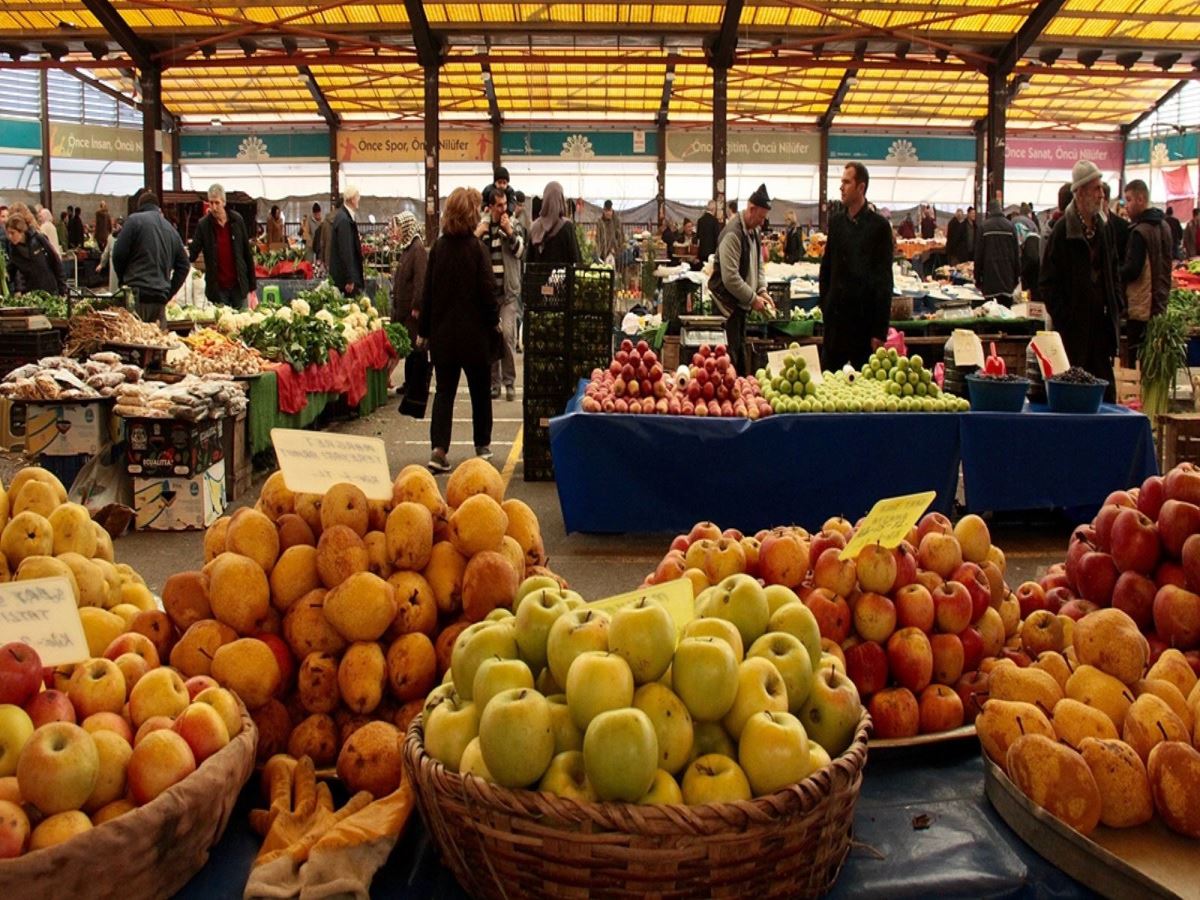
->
[404, 709, 871, 899]
[0, 712, 257, 900]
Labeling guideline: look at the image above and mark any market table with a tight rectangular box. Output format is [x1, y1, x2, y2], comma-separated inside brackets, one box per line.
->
[178, 741, 1090, 899]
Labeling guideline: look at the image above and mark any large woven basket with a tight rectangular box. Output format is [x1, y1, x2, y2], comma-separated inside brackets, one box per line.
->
[0, 712, 257, 900]
[404, 709, 871, 899]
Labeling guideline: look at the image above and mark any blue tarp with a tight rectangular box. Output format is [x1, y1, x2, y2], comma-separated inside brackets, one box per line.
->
[550, 382, 1157, 534]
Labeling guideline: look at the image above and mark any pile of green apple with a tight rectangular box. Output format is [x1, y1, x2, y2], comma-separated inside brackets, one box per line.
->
[757, 345, 970, 414]
[420, 577, 863, 805]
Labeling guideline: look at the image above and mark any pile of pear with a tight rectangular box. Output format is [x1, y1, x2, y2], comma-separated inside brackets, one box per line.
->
[978, 607, 1200, 840]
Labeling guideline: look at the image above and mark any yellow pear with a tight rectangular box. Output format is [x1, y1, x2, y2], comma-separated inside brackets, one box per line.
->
[385, 502, 433, 571]
[976, 699, 1055, 771]
[56, 552, 108, 608]
[1071, 608, 1147, 685]
[107, 603, 141, 630]
[1031, 651, 1072, 693]
[0, 480, 9, 533]
[12, 480, 60, 519]
[15, 555, 80, 604]
[1078, 737, 1154, 828]
[1122, 694, 1189, 764]
[1145, 649, 1198, 700]
[1051, 698, 1118, 749]
[211, 638, 282, 709]
[0, 511, 54, 565]
[1065, 665, 1135, 731]
[337, 642, 386, 714]
[79, 607, 125, 657]
[1006, 734, 1101, 835]
[91, 558, 123, 608]
[1146, 741, 1200, 839]
[90, 522, 114, 562]
[989, 665, 1063, 716]
[1134, 679, 1194, 733]
[48, 503, 96, 557]
[8, 468, 66, 505]
[118, 581, 157, 613]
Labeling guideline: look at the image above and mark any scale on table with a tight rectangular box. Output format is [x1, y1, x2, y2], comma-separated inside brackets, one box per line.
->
[678, 315, 727, 355]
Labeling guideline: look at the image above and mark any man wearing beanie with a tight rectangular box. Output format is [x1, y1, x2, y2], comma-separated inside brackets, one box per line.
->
[1039, 159, 1121, 401]
[820, 163, 894, 370]
[708, 183, 774, 374]
[487, 166, 516, 214]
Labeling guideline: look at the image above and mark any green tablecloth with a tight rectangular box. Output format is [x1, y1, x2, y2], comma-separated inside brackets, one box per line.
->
[248, 367, 391, 456]
[889, 317, 1042, 336]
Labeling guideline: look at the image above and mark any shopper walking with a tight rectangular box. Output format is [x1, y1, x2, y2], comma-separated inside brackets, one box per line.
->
[819, 163, 894, 372]
[897, 214, 916, 240]
[708, 183, 773, 375]
[4, 214, 66, 294]
[783, 210, 803, 263]
[513, 192, 531, 233]
[975, 201, 1021, 305]
[1184, 208, 1199, 259]
[477, 186, 524, 401]
[390, 211, 426, 336]
[1039, 159, 1121, 401]
[1165, 207, 1185, 260]
[68, 207, 85, 249]
[38, 208, 62, 257]
[56, 209, 69, 251]
[419, 187, 500, 473]
[266, 205, 285, 245]
[111, 190, 189, 325]
[594, 200, 623, 264]
[920, 205, 937, 240]
[697, 200, 721, 263]
[188, 184, 257, 308]
[1103, 183, 1131, 266]
[528, 181, 581, 266]
[1011, 204, 1042, 301]
[329, 186, 365, 297]
[945, 209, 968, 264]
[1119, 180, 1173, 358]
[94, 200, 112, 251]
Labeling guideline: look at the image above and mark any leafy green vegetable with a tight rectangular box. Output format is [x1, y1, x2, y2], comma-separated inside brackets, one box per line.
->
[2, 290, 67, 318]
[1139, 307, 1188, 419]
[238, 313, 347, 372]
[384, 322, 412, 359]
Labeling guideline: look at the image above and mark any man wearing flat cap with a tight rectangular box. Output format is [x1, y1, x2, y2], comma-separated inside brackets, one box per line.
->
[1039, 158, 1121, 399]
[820, 163, 894, 371]
[708, 183, 774, 374]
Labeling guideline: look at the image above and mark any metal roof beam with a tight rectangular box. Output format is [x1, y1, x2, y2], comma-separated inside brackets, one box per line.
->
[403, 0, 444, 68]
[1123, 80, 1188, 134]
[998, 0, 1070, 73]
[79, 0, 153, 70]
[299, 65, 339, 127]
[655, 63, 676, 126]
[709, 0, 745, 69]
[481, 63, 502, 124]
[818, 68, 858, 130]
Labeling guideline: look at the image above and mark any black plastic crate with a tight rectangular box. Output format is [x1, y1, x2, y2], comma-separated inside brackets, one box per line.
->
[522, 264, 570, 312]
[523, 354, 571, 391]
[523, 456, 555, 483]
[0, 330, 63, 361]
[571, 312, 613, 359]
[570, 268, 614, 315]
[662, 280, 700, 325]
[526, 309, 568, 355]
[767, 282, 793, 316]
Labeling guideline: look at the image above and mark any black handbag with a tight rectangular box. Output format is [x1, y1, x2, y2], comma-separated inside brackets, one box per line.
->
[398, 350, 433, 419]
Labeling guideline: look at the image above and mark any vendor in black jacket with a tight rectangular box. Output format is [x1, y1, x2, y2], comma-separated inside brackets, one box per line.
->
[975, 201, 1021, 304]
[113, 191, 189, 325]
[329, 185, 365, 297]
[819, 163, 894, 371]
[188, 183, 257, 308]
[4, 214, 66, 294]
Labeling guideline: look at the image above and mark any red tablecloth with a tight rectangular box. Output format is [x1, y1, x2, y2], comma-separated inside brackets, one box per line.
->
[269, 329, 396, 415]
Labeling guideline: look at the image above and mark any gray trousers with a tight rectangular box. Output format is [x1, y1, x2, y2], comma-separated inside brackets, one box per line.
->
[492, 298, 518, 388]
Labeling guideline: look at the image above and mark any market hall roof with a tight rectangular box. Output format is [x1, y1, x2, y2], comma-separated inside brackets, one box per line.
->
[0, 1, 1195, 130]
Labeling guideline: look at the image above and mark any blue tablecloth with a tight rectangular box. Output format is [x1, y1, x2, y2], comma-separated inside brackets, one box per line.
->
[959, 403, 1157, 515]
[178, 742, 1090, 899]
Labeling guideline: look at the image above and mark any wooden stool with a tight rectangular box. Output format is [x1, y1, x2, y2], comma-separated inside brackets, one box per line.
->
[1157, 412, 1200, 471]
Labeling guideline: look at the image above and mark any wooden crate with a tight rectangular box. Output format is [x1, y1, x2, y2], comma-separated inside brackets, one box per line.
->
[1114, 362, 1141, 408]
[1157, 412, 1200, 471]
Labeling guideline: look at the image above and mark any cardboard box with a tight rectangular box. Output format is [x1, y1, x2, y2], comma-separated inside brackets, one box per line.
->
[124, 417, 224, 477]
[220, 411, 251, 502]
[23, 401, 113, 457]
[134, 460, 226, 531]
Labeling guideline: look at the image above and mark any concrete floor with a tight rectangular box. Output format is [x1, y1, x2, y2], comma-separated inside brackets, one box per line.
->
[17, 361, 1079, 598]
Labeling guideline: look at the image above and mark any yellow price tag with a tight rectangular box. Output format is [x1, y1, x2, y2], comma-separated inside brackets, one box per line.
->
[587, 578, 695, 634]
[838, 491, 937, 562]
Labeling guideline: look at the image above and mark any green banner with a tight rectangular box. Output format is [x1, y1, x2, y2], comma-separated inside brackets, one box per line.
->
[0, 117, 42, 154]
[500, 130, 656, 158]
[830, 134, 975, 164]
[180, 131, 329, 161]
[666, 130, 819, 164]
[1125, 133, 1199, 166]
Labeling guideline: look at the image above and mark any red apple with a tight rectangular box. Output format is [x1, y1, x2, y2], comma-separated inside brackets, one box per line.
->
[1111, 571, 1158, 631]
[809, 529, 846, 562]
[652, 553, 687, 585]
[1044, 586, 1072, 613]
[1163, 462, 1200, 505]
[1157, 499, 1200, 558]
[1181, 534, 1200, 592]
[918, 684, 965, 734]
[952, 562, 991, 623]
[929, 633, 965, 685]
[892, 543, 918, 590]
[1139, 475, 1166, 520]
[184, 676, 219, 701]
[1184, 650, 1200, 678]
[844, 640, 889, 698]
[918, 532, 964, 579]
[959, 627, 985, 673]
[1146, 633, 1169, 666]
[916, 512, 953, 543]
[1109, 508, 1161, 575]
[914, 570, 944, 595]
[812, 547, 857, 597]
[687, 521, 722, 545]
[954, 670, 991, 724]
[1156, 561, 1189, 589]
[869, 687, 920, 739]
[102, 633, 160, 670]
[1092, 503, 1124, 552]
[1076, 550, 1119, 606]
[1016, 581, 1049, 619]
[0, 643, 44, 707]
[856, 543, 897, 595]
[758, 532, 809, 589]
[1058, 598, 1100, 621]
[853, 592, 897, 644]
[24, 690, 76, 728]
[886, 627, 933, 694]
[933, 581, 973, 634]
[895, 584, 935, 632]
[1039, 572, 1071, 594]
[1153, 585, 1200, 650]
[253, 634, 294, 696]
[1105, 490, 1137, 508]
[805, 588, 852, 645]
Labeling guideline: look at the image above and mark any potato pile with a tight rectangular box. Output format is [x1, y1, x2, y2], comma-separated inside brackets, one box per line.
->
[161, 460, 563, 768]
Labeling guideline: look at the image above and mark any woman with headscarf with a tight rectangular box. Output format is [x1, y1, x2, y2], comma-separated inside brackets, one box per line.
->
[390, 211, 426, 337]
[528, 181, 581, 266]
[267, 205, 285, 244]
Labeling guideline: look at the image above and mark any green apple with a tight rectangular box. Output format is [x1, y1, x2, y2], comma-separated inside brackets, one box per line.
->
[747, 632, 814, 712]
[535, 667, 563, 696]
[582, 708, 658, 802]
[632, 683, 694, 775]
[514, 590, 571, 671]
[458, 736, 494, 782]
[697, 574, 770, 648]
[472, 657, 535, 716]
[547, 608, 611, 688]
[738, 710, 810, 797]
[478, 688, 555, 788]
[768, 602, 822, 671]
[681, 753, 752, 804]
[565, 652, 634, 731]
[485, 608, 514, 622]
[424, 694, 479, 773]
[764, 584, 803, 617]
[441, 668, 455, 685]
[560, 591, 586, 609]
[687, 721, 737, 766]
[797, 666, 862, 758]
[818, 652, 846, 675]
[422, 682, 458, 719]
[450, 621, 519, 701]
[722, 657, 788, 740]
[806, 741, 832, 773]
[537, 750, 597, 802]
[0, 705, 35, 777]
[681, 618, 744, 661]
[638, 768, 683, 805]
[546, 693, 582, 754]
[609, 598, 676, 684]
[672, 637, 739, 722]
[513, 577, 562, 613]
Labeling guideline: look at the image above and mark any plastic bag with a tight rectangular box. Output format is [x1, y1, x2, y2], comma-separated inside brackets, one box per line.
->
[69, 443, 134, 537]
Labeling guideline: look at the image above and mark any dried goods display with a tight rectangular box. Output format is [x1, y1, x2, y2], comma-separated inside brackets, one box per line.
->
[0, 353, 142, 400]
[113, 375, 248, 421]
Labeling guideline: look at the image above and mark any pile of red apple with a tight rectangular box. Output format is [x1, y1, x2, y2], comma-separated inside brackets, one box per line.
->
[1019, 462, 1200, 672]
[646, 511, 1022, 741]
[0, 640, 246, 858]
[581, 341, 772, 419]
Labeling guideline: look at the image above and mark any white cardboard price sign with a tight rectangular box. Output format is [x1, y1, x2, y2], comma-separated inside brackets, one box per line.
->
[0, 576, 88, 666]
[1031, 331, 1070, 375]
[952, 330, 985, 368]
[767, 346, 824, 384]
[271, 428, 392, 500]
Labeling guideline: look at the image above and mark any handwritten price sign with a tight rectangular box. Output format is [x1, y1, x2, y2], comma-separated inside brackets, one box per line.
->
[839, 491, 937, 562]
[271, 428, 392, 501]
[0, 576, 88, 666]
[588, 578, 695, 634]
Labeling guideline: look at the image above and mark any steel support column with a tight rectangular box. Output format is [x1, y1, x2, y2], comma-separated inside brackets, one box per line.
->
[38, 69, 51, 210]
[818, 126, 829, 231]
[140, 66, 163, 197]
[985, 68, 1006, 208]
[712, 66, 728, 216]
[171, 128, 182, 192]
[656, 121, 667, 229]
[491, 119, 502, 172]
[329, 128, 340, 200]
[424, 66, 440, 239]
[974, 121, 986, 213]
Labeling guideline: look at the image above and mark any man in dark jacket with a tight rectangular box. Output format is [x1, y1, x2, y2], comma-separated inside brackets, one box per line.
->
[820, 164, 894, 371]
[67, 207, 85, 249]
[1185, 208, 1199, 259]
[94, 201, 112, 251]
[1165, 206, 1185, 260]
[975, 201, 1021, 304]
[945, 209, 968, 264]
[1039, 160, 1121, 401]
[112, 190, 189, 325]
[188, 183, 257, 308]
[1103, 183, 1131, 266]
[697, 200, 721, 263]
[328, 185, 364, 297]
[1120, 180, 1174, 358]
[920, 205, 937, 240]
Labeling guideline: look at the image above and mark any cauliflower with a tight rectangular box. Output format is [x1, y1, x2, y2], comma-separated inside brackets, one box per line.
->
[291, 298, 311, 316]
[315, 308, 336, 325]
[275, 306, 294, 323]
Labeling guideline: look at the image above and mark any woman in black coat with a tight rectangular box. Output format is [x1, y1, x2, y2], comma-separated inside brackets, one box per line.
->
[418, 188, 500, 473]
[5, 214, 66, 294]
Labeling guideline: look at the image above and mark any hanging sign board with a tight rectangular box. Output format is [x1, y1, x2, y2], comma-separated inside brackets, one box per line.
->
[271, 429, 392, 500]
[839, 492, 937, 561]
[587, 578, 695, 634]
[0, 577, 88, 666]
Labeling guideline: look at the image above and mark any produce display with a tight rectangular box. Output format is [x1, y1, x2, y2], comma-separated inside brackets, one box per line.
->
[581, 340, 773, 418]
[65, 309, 178, 357]
[113, 375, 247, 421]
[758, 345, 971, 413]
[645, 513, 1016, 739]
[157, 459, 562, 770]
[176, 328, 267, 377]
[1, 291, 68, 319]
[165, 301, 218, 325]
[0, 466, 250, 857]
[0, 353, 143, 400]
